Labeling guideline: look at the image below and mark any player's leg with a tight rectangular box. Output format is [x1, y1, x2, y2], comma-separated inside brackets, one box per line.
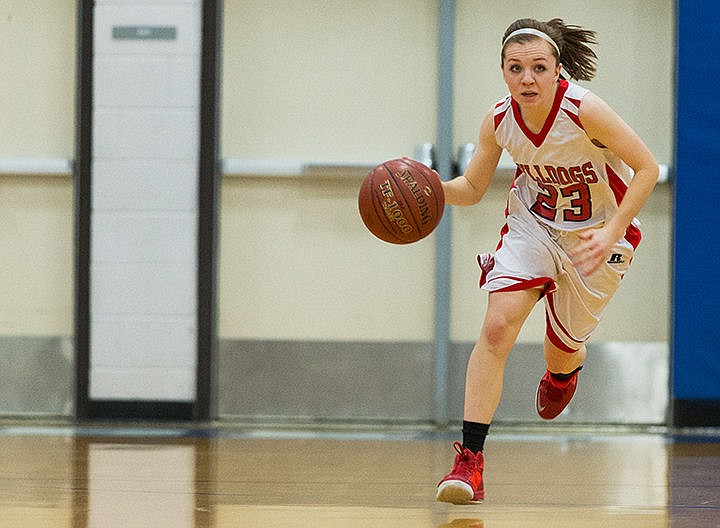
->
[545, 336, 586, 374]
[536, 228, 634, 420]
[437, 189, 556, 504]
[464, 288, 541, 423]
[436, 288, 540, 504]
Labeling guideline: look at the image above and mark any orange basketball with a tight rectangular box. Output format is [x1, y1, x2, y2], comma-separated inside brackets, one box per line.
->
[358, 157, 445, 244]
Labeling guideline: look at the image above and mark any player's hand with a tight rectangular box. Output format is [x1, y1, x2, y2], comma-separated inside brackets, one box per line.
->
[568, 227, 617, 276]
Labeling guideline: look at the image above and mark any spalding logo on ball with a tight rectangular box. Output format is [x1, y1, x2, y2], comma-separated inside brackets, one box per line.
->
[358, 157, 445, 244]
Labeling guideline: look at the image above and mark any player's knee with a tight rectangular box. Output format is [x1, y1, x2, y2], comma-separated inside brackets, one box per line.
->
[481, 313, 521, 357]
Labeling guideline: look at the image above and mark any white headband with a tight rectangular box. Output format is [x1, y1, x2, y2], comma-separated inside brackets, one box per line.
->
[502, 28, 560, 55]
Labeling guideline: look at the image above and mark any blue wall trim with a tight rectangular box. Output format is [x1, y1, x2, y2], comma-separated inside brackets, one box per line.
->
[673, 0, 720, 404]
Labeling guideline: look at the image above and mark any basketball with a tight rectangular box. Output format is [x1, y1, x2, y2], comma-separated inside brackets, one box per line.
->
[358, 158, 445, 244]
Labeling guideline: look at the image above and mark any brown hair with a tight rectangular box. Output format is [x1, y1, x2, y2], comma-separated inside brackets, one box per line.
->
[501, 18, 598, 82]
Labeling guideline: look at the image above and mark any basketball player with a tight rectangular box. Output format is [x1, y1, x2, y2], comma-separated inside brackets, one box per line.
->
[435, 18, 659, 505]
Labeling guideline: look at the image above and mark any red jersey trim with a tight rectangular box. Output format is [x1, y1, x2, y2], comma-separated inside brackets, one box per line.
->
[566, 96, 582, 108]
[606, 163, 643, 249]
[494, 103, 510, 130]
[511, 79, 569, 148]
[607, 164, 627, 205]
[625, 223, 642, 250]
[561, 107, 584, 130]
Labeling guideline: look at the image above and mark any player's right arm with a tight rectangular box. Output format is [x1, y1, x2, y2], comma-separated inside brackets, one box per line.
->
[442, 108, 502, 206]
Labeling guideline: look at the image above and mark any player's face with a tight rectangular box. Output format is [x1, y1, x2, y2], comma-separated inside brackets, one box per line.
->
[501, 40, 561, 109]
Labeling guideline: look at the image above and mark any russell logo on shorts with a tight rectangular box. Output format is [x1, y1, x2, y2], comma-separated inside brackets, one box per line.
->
[607, 253, 625, 264]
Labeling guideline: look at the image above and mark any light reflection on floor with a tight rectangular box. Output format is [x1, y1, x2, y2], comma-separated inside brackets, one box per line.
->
[0, 425, 717, 527]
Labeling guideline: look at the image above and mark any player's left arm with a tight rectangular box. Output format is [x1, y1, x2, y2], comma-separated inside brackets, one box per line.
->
[570, 91, 660, 275]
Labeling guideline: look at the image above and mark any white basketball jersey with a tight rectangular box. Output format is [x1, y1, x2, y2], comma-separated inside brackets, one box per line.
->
[493, 79, 637, 239]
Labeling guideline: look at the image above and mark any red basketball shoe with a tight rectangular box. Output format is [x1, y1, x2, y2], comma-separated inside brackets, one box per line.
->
[436, 442, 484, 504]
[535, 368, 581, 420]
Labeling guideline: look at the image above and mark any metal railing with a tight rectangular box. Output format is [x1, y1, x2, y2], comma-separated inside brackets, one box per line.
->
[0, 152, 671, 183]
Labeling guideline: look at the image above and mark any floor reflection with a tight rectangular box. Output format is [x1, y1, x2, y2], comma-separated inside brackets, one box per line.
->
[78, 440, 199, 528]
[0, 426, 717, 527]
[438, 520, 485, 528]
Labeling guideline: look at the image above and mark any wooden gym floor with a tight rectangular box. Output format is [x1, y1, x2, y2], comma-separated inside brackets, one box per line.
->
[0, 424, 718, 527]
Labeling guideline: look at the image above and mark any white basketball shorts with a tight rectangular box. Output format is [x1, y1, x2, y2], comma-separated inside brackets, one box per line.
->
[479, 189, 639, 352]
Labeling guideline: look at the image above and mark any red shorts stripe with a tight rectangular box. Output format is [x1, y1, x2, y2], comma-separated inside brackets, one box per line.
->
[545, 292, 584, 352]
[486, 276, 556, 295]
[545, 312, 580, 353]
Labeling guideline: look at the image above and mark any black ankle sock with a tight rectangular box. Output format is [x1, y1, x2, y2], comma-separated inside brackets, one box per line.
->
[550, 365, 583, 381]
[462, 421, 490, 454]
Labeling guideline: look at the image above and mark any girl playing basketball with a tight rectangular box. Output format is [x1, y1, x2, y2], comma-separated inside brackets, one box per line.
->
[435, 17, 659, 505]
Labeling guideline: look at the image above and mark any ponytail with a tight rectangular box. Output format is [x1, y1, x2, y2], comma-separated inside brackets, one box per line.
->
[501, 18, 598, 82]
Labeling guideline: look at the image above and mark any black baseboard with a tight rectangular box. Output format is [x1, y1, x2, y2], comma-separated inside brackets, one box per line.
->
[673, 399, 720, 427]
[83, 400, 194, 421]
